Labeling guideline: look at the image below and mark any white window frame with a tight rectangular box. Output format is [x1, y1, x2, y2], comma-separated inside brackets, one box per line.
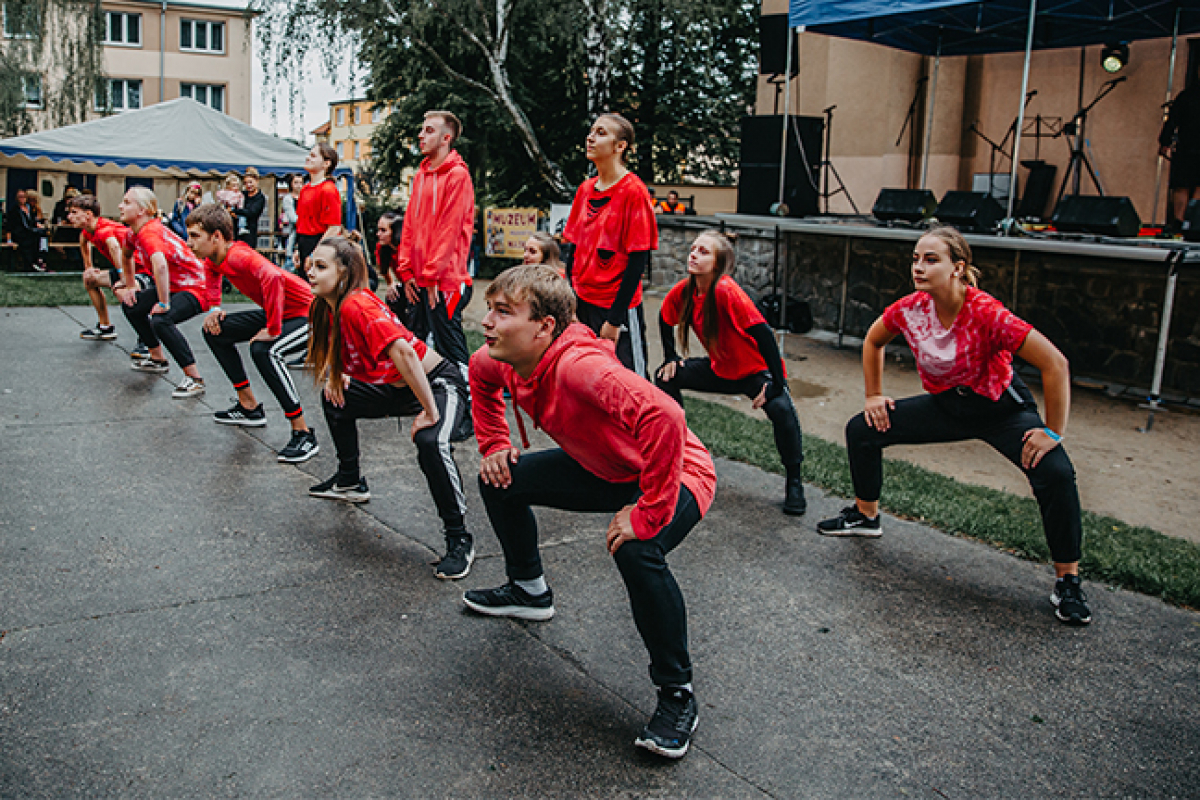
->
[22, 73, 42, 109]
[179, 18, 224, 54]
[335, 141, 344, 158]
[97, 78, 142, 112]
[3, 1, 38, 39]
[336, 107, 345, 126]
[181, 82, 225, 113]
[353, 106, 361, 124]
[104, 11, 141, 47]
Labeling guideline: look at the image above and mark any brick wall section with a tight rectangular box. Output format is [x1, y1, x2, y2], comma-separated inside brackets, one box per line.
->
[652, 217, 1200, 396]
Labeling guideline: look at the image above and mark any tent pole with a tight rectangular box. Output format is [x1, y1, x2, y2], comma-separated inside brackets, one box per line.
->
[1140, 250, 1184, 433]
[919, 34, 942, 191]
[1152, 7, 1182, 225]
[778, 24, 795, 211]
[1005, 0, 1038, 229]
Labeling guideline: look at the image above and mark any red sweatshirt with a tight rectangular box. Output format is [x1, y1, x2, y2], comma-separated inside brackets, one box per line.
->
[130, 218, 209, 309]
[203, 242, 314, 336]
[81, 218, 147, 274]
[470, 323, 716, 541]
[396, 150, 475, 294]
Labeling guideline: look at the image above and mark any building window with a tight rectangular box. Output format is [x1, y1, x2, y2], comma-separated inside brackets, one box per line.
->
[366, 107, 374, 124]
[3, 1, 39, 38]
[181, 83, 224, 113]
[96, 78, 142, 112]
[180, 18, 224, 53]
[335, 141, 344, 158]
[336, 107, 345, 126]
[353, 106, 362, 124]
[104, 11, 140, 46]
[21, 73, 41, 108]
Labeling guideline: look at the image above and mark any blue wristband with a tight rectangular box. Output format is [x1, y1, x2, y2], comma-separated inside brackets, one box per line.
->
[1043, 427, 1062, 442]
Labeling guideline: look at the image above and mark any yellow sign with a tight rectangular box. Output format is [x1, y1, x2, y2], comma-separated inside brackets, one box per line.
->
[484, 207, 539, 258]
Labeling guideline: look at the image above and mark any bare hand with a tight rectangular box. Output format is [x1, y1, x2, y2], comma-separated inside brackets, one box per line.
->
[480, 447, 521, 488]
[404, 279, 419, 305]
[117, 287, 137, 306]
[864, 395, 895, 432]
[599, 321, 621, 342]
[657, 360, 680, 382]
[426, 285, 442, 308]
[202, 309, 226, 335]
[410, 407, 440, 440]
[385, 282, 402, 303]
[605, 505, 637, 555]
[324, 374, 350, 407]
[751, 384, 769, 410]
[149, 300, 169, 316]
[1021, 428, 1060, 470]
[249, 328, 276, 343]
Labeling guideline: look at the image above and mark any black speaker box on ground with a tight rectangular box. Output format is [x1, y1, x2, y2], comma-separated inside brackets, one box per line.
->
[759, 14, 798, 76]
[1182, 199, 1200, 242]
[937, 191, 1004, 232]
[1051, 195, 1141, 237]
[737, 115, 823, 218]
[872, 189, 937, 223]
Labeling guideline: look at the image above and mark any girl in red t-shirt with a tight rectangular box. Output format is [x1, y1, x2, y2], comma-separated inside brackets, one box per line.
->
[375, 211, 414, 325]
[293, 143, 344, 278]
[304, 237, 476, 580]
[818, 227, 1090, 626]
[563, 113, 658, 377]
[656, 230, 806, 516]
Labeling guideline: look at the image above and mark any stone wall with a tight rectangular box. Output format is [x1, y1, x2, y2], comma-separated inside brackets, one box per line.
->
[653, 217, 1200, 397]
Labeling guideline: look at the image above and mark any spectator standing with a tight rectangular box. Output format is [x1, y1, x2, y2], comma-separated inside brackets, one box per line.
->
[280, 174, 302, 271]
[1159, 81, 1200, 231]
[236, 167, 266, 247]
[169, 182, 204, 239]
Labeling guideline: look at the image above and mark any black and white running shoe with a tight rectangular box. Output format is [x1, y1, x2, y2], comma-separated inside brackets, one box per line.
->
[171, 376, 205, 398]
[463, 582, 555, 621]
[214, 402, 267, 427]
[1051, 574, 1092, 626]
[130, 357, 170, 374]
[130, 344, 150, 361]
[816, 505, 882, 537]
[309, 474, 370, 503]
[80, 324, 118, 341]
[434, 535, 475, 580]
[634, 686, 699, 759]
[278, 429, 320, 463]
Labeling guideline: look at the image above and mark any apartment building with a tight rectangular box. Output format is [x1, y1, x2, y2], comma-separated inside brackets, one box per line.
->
[326, 97, 392, 173]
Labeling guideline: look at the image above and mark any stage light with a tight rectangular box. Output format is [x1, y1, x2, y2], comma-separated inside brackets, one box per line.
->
[1101, 43, 1129, 74]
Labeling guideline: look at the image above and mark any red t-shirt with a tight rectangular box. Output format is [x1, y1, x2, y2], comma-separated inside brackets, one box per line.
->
[82, 219, 147, 273]
[204, 242, 314, 336]
[296, 180, 342, 236]
[338, 289, 428, 384]
[131, 218, 208, 308]
[563, 172, 658, 309]
[661, 275, 778, 381]
[881, 286, 1033, 401]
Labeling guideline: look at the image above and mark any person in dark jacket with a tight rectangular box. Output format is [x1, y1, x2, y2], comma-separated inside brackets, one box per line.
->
[236, 167, 267, 247]
[1160, 81, 1200, 230]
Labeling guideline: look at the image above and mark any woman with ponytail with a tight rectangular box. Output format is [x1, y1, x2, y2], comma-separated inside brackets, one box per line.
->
[818, 226, 1091, 626]
[305, 237, 476, 580]
[656, 230, 806, 516]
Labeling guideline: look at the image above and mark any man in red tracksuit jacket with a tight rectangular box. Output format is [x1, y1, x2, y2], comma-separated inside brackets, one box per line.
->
[395, 110, 474, 372]
[463, 264, 717, 760]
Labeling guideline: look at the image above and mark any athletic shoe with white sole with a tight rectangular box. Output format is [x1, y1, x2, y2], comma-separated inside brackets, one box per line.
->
[434, 534, 474, 580]
[130, 357, 170, 374]
[171, 376, 205, 398]
[278, 429, 320, 463]
[816, 505, 882, 537]
[130, 344, 150, 360]
[80, 324, 118, 341]
[309, 475, 370, 503]
[214, 402, 267, 427]
[463, 582, 555, 621]
[1051, 574, 1092, 626]
[634, 686, 699, 759]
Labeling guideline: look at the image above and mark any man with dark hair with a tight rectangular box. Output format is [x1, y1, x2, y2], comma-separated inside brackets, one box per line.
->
[655, 190, 686, 215]
[67, 194, 150, 342]
[464, 264, 716, 760]
[186, 203, 320, 463]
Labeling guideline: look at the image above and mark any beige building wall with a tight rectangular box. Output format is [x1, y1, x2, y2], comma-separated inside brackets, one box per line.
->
[328, 99, 391, 173]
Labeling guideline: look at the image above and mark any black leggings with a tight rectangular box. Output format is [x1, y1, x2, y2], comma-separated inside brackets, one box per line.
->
[122, 288, 202, 369]
[294, 233, 324, 279]
[656, 358, 804, 471]
[204, 312, 309, 418]
[844, 376, 1082, 563]
[322, 360, 470, 535]
[478, 448, 702, 687]
[409, 284, 472, 368]
[575, 298, 649, 379]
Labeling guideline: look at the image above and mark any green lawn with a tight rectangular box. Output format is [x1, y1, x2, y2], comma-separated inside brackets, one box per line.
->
[0, 273, 250, 308]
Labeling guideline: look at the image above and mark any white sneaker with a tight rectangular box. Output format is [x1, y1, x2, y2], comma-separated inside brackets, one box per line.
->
[171, 376, 205, 398]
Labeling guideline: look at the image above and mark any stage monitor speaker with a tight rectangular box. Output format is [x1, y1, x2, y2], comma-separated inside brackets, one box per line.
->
[1051, 195, 1141, 237]
[759, 14, 798, 76]
[937, 191, 1004, 233]
[1016, 160, 1056, 219]
[737, 115, 822, 218]
[1182, 198, 1200, 242]
[872, 188, 937, 223]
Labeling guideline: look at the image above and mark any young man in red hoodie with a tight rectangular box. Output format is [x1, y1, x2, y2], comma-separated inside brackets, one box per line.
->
[185, 203, 321, 463]
[465, 265, 717, 760]
[395, 110, 474, 375]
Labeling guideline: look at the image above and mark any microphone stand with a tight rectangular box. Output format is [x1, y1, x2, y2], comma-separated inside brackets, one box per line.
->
[1056, 77, 1125, 205]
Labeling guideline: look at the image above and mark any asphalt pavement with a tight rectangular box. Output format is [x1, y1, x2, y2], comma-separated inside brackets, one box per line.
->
[1, 304, 1197, 799]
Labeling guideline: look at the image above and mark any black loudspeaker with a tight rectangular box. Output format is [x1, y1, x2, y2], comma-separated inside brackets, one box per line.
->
[1051, 195, 1141, 237]
[937, 191, 1004, 233]
[737, 115, 822, 218]
[1182, 198, 1200, 242]
[1016, 160, 1056, 219]
[872, 189, 937, 223]
[759, 14, 798, 76]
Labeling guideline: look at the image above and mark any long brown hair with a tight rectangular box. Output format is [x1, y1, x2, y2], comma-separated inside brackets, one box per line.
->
[677, 230, 736, 357]
[306, 237, 370, 386]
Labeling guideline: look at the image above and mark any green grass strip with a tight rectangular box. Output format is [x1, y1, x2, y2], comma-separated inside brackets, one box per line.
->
[682, 395, 1200, 610]
[0, 274, 250, 308]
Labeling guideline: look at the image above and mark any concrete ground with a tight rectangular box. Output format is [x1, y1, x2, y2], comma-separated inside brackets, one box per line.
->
[1, 304, 1198, 799]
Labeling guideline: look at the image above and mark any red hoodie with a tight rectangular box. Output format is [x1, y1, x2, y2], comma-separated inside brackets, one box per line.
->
[470, 323, 716, 541]
[396, 150, 475, 295]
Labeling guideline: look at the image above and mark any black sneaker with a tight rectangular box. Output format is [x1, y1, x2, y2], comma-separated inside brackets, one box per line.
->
[214, 402, 267, 427]
[308, 474, 370, 503]
[817, 505, 882, 537]
[278, 429, 320, 463]
[634, 686, 699, 759]
[435, 534, 475, 580]
[80, 324, 117, 341]
[463, 582, 555, 621]
[1051, 574, 1092, 626]
[130, 344, 150, 360]
[783, 475, 807, 516]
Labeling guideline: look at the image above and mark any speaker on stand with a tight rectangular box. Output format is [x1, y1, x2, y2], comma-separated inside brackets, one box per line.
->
[737, 115, 823, 218]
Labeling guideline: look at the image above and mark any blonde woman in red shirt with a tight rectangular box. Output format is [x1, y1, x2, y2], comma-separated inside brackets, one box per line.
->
[818, 226, 1090, 626]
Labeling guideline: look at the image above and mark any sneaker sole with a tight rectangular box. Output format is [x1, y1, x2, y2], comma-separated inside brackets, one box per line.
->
[435, 551, 475, 581]
[131, 364, 169, 374]
[215, 416, 267, 427]
[278, 444, 320, 463]
[309, 488, 370, 503]
[817, 526, 882, 538]
[782, 504, 808, 517]
[172, 389, 206, 399]
[462, 596, 555, 621]
[634, 715, 699, 759]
